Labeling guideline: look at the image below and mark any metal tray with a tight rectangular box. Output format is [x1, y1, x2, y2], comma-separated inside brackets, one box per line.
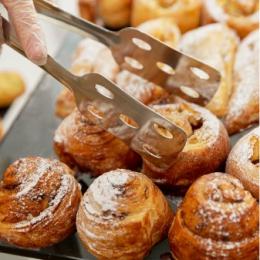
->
[0, 34, 251, 260]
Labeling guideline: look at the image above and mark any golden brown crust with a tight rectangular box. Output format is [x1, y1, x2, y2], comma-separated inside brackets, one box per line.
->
[137, 17, 181, 48]
[226, 127, 259, 200]
[55, 88, 75, 118]
[142, 102, 230, 188]
[224, 30, 259, 134]
[131, 0, 202, 32]
[0, 72, 25, 108]
[98, 0, 132, 28]
[78, 0, 97, 22]
[179, 24, 239, 117]
[54, 109, 141, 176]
[0, 157, 81, 248]
[169, 173, 259, 260]
[202, 0, 259, 38]
[76, 169, 173, 260]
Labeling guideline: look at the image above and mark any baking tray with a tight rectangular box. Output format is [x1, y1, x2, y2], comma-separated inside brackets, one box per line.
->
[0, 34, 252, 260]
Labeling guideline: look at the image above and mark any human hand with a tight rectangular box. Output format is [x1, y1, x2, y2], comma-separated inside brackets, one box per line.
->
[0, 0, 47, 65]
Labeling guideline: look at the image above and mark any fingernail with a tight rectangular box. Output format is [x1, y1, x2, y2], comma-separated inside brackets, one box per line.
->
[28, 44, 47, 66]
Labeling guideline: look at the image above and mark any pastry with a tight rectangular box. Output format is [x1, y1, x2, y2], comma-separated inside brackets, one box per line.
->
[179, 24, 239, 117]
[54, 109, 140, 176]
[224, 30, 259, 134]
[131, 0, 202, 32]
[78, 0, 97, 22]
[202, 0, 259, 38]
[0, 119, 3, 140]
[169, 172, 259, 260]
[0, 157, 81, 248]
[77, 169, 173, 260]
[98, 0, 132, 28]
[226, 127, 259, 200]
[0, 71, 25, 108]
[137, 17, 181, 48]
[55, 38, 119, 118]
[142, 102, 230, 188]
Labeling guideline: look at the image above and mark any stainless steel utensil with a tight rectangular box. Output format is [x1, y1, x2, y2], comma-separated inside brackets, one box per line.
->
[0, 17, 187, 170]
[33, 0, 221, 106]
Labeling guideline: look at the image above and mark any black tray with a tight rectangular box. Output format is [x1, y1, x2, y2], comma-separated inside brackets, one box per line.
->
[0, 34, 252, 260]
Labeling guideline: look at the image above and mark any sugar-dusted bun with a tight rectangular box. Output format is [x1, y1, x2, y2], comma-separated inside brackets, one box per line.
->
[54, 109, 141, 176]
[142, 102, 230, 188]
[77, 169, 173, 260]
[226, 127, 259, 200]
[0, 157, 81, 248]
[131, 0, 202, 32]
[169, 173, 259, 259]
[225, 30, 259, 134]
[179, 24, 239, 117]
[202, 0, 259, 38]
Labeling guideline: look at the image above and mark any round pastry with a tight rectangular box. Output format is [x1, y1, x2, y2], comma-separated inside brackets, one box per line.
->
[98, 0, 132, 28]
[131, 0, 202, 32]
[202, 0, 259, 38]
[225, 30, 259, 134]
[54, 109, 140, 176]
[0, 71, 25, 108]
[137, 17, 181, 48]
[55, 88, 75, 119]
[179, 23, 239, 117]
[76, 169, 173, 260]
[78, 0, 97, 22]
[142, 102, 230, 188]
[226, 127, 259, 200]
[0, 157, 81, 248]
[169, 173, 259, 260]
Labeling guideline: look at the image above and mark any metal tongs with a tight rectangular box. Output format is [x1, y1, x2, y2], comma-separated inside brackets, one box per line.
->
[0, 0, 221, 170]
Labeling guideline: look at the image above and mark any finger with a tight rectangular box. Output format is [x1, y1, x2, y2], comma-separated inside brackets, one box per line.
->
[2, 0, 47, 65]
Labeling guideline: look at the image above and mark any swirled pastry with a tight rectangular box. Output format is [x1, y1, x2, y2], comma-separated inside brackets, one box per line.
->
[226, 127, 259, 200]
[137, 17, 181, 48]
[0, 72, 25, 108]
[78, 0, 97, 22]
[98, 0, 132, 28]
[54, 109, 140, 176]
[77, 169, 173, 260]
[169, 173, 259, 260]
[131, 0, 202, 32]
[179, 24, 239, 117]
[202, 0, 259, 38]
[0, 157, 81, 248]
[224, 30, 259, 134]
[142, 102, 230, 188]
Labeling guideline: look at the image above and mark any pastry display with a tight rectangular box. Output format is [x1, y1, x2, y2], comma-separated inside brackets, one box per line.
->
[202, 0, 259, 38]
[179, 23, 239, 117]
[169, 172, 259, 260]
[54, 109, 140, 176]
[224, 30, 259, 134]
[137, 17, 181, 48]
[76, 169, 173, 260]
[0, 157, 81, 248]
[78, 0, 97, 22]
[142, 102, 230, 188]
[131, 0, 202, 32]
[226, 127, 259, 200]
[98, 0, 132, 28]
[0, 71, 25, 108]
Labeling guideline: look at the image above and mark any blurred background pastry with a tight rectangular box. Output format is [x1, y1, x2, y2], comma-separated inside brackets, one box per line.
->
[0, 157, 81, 248]
[78, 0, 97, 22]
[169, 172, 259, 260]
[179, 23, 239, 117]
[131, 0, 202, 32]
[226, 127, 259, 200]
[77, 169, 173, 260]
[54, 109, 141, 176]
[202, 0, 259, 38]
[98, 0, 133, 28]
[0, 71, 25, 108]
[142, 102, 230, 189]
[224, 30, 259, 134]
